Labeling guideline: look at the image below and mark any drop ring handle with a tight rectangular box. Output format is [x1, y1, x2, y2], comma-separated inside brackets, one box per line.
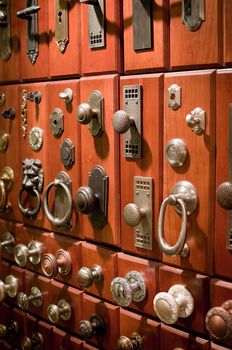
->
[18, 187, 41, 217]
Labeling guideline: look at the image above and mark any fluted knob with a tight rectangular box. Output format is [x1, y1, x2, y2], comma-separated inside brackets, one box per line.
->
[41, 249, 71, 278]
[47, 299, 71, 324]
[123, 203, 147, 227]
[21, 332, 43, 350]
[0, 321, 18, 339]
[216, 182, 232, 210]
[77, 264, 103, 288]
[80, 313, 105, 339]
[117, 333, 143, 350]
[0, 275, 18, 301]
[153, 284, 194, 325]
[17, 286, 42, 311]
[77, 103, 94, 125]
[75, 186, 96, 214]
[112, 110, 135, 134]
[205, 300, 232, 341]
[14, 241, 42, 267]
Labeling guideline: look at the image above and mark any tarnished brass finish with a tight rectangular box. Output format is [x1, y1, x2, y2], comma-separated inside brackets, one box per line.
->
[80, 313, 105, 339]
[0, 231, 15, 254]
[0, 130, 8, 151]
[55, 0, 69, 53]
[0, 0, 11, 61]
[117, 333, 143, 350]
[47, 299, 71, 324]
[0, 166, 14, 211]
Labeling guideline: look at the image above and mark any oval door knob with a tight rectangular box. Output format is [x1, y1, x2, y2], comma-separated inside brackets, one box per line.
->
[111, 271, 146, 307]
[0, 275, 18, 301]
[216, 182, 232, 210]
[80, 313, 105, 339]
[0, 320, 18, 339]
[123, 203, 147, 227]
[17, 286, 42, 311]
[41, 249, 71, 278]
[0, 231, 15, 255]
[112, 110, 135, 134]
[77, 264, 103, 287]
[14, 241, 42, 267]
[205, 300, 232, 341]
[75, 186, 96, 214]
[47, 299, 71, 324]
[153, 284, 194, 324]
[21, 332, 43, 350]
[59, 88, 73, 104]
[117, 333, 143, 350]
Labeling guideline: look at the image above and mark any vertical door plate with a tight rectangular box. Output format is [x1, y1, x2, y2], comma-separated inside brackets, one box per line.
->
[54, 171, 72, 230]
[133, 0, 152, 51]
[88, 0, 105, 49]
[0, 0, 11, 61]
[123, 85, 142, 159]
[182, 0, 205, 31]
[227, 104, 232, 250]
[55, 0, 69, 53]
[134, 176, 153, 250]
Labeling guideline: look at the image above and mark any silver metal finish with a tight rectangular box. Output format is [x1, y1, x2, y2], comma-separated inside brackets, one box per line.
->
[41, 249, 71, 278]
[77, 264, 103, 288]
[168, 84, 181, 110]
[29, 127, 43, 151]
[0, 231, 15, 254]
[59, 88, 73, 104]
[182, 0, 205, 31]
[0, 275, 18, 300]
[60, 138, 75, 169]
[133, 0, 152, 51]
[55, 0, 69, 53]
[14, 240, 42, 267]
[47, 299, 71, 323]
[0, 0, 11, 61]
[50, 108, 64, 137]
[186, 107, 205, 134]
[165, 139, 188, 168]
[17, 286, 42, 310]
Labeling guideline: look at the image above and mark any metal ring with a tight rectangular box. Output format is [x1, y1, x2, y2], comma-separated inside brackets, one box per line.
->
[0, 179, 6, 210]
[158, 196, 187, 256]
[43, 179, 72, 227]
[18, 188, 41, 217]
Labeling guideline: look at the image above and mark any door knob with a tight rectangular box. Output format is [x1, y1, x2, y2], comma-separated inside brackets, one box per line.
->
[0, 130, 9, 151]
[0, 0, 11, 60]
[0, 166, 14, 211]
[21, 332, 43, 350]
[14, 241, 42, 267]
[80, 313, 105, 339]
[216, 181, 232, 210]
[117, 333, 143, 350]
[185, 107, 205, 135]
[112, 110, 135, 134]
[123, 203, 147, 227]
[0, 231, 15, 255]
[1, 108, 15, 119]
[205, 300, 232, 341]
[17, 286, 42, 311]
[0, 320, 18, 339]
[0, 275, 18, 301]
[153, 284, 194, 324]
[47, 299, 71, 324]
[77, 264, 103, 288]
[111, 271, 146, 307]
[41, 249, 71, 278]
[75, 186, 96, 214]
[59, 88, 73, 104]
[182, 0, 205, 31]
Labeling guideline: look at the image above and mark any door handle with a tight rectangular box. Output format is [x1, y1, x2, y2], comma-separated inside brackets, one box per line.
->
[182, 0, 205, 31]
[77, 264, 103, 288]
[117, 333, 143, 350]
[0, 0, 11, 61]
[47, 299, 72, 324]
[21, 332, 43, 350]
[80, 313, 105, 340]
[0, 274, 18, 301]
[0, 166, 14, 212]
[17, 286, 42, 311]
[205, 300, 232, 341]
[14, 240, 42, 267]
[41, 249, 71, 279]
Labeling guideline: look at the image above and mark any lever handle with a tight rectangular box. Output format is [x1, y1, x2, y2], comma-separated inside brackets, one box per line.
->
[17, 5, 40, 19]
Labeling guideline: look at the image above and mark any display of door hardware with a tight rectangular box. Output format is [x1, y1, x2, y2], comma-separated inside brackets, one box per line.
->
[0, 92, 6, 107]
[17, 0, 41, 64]
[1, 107, 15, 119]
[153, 284, 194, 325]
[50, 108, 64, 137]
[55, 0, 69, 53]
[0, 0, 11, 61]
[21, 332, 43, 350]
[29, 127, 43, 151]
[0, 166, 14, 212]
[80, 0, 105, 49]
[0, 129, 9, 151]
[77, 90, 104, 137]
[123, 176, 153, 250]
[18, 159, 44, 217]
[117, 333, 143, 350]
[75, 165, 108, 230]
[165, 139, 188, 168]
[47, 299, 72, 324]
[80, 313, 105, 339]
[14, 240, 42, 267]
[60, 139, 75, 169]
[132, 0, 152, 51]
[0, 231, 15, 255]
[158, 181, 198, 257]
[182, 0, 205, 31]
[17, 286, 42, 311]
[77, 264, 103, 288]
[113, 85, 142, 159]
[110, 271, 146, 307]
[59, 88, 73, 104]
[168, 84, 181, 110]
[186, 107, 205, 135]
[43, 171, 72, 229]
[41, 249, 72, 278]
[21, 90, 41, 138]
[0, 320, 18, 339]
[0, 274, 18, 301]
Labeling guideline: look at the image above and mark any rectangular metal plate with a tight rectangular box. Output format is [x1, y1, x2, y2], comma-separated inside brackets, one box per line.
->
[55, 0, 69, 53]
[0, 0, 11, 61]
[133, 0, 152, 51]
[88, 0, 105, 49]
[123, 85, 142, 159]
[227, 104, 232, 249]
[134, 176, 153, 250]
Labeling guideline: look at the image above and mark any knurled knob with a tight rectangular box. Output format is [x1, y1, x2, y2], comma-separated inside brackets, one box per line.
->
[205, 300, 232, 341]
[79, 313, 105, 339]
[41, 250, 71, 278]
[117, 333, 143, 350]
[77, 103, 94, 125]
[77, 264, 103, 288]
[75, 186, 96, 214]
[123, 203, 146, 227]
[47, 299, 71, 324]
[216, 182, 232, 210]
[0, 275, 18, 300]
[112, 110, 134, 134]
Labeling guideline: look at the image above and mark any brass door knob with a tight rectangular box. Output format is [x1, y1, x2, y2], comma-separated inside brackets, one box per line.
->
[77, 264, 103, 288]
[0, 275, 18, 301]
[75, 186, 96, 214]
[80, 313, 105, 339]
[14, 241, 42, 267]
[117, 333, 143, 350]
[21, 332, 43, 350]
[17, 286, 42, 311]
[41, 249, 71, 278]
[0, 231, 15, 255]
[59, 88, 73, 104]
[112, 110, 135, 134]
[111, 271, 146, 307]
[0, 130, 9, 152]
[123, 203, 147, 227]
[153, 284, 194, 325]
[0, 320, 18, 339]
[0, 166, 14, 211]
[216, 182, 232, 210]
[47, 299, 71, 324]
[205, 300, 232, 341]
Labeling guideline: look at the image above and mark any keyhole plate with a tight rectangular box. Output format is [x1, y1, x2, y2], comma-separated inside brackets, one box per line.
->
[55, 0, 69, 53]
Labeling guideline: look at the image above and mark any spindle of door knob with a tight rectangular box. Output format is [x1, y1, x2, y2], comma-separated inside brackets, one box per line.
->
[216, 181, 232, 209]
[123, 203, 147, 227]
[205, 300, 232, 341]
[77, 264, 103, 288]
[0, 275, 18, 301]
[112, 110, 135, 134]
[76, 186, 96, 214]
[117, 333, 143, 350]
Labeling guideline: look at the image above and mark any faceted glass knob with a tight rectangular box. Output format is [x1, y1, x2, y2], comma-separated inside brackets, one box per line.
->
[112, 110, 134, 134]
[47, 299, 71, 323]
[216, 182, 232, 210]
[77, 264, 103, 288]
[80, 313, 105, 339]
[123, 203, 146, 227]
[117, 333, 143, 350]
[75, 186, 96, 214]
[14, 241, 42, 267]
[0, 275, 18, 300]
[205, 300, 232, 341]
[41, 249, 71, 278]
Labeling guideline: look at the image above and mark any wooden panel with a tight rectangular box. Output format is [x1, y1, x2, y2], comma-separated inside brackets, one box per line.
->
[6, 265, 25, 307]
[80, 0, 122, 75]
[79, 75, 120, 246]
[5, 307, 26, 349]
[170, 0, 223, 69]
[163, 70, 216, 273]
[37, 320, 53, 349]
[119, 74, 163, 260]
[158, 265, 210, 333]
[123, 0, 169, 73]
[224, 0, 232, 66]
[53, 327, 83, 349]
[211, 343, 232, 350]
[0, 219, 17, 263]
[83, 343, 98, 350]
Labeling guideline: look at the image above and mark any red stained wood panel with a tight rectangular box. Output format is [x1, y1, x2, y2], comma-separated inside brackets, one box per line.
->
[224, 0, 232, 66]
[211, 343, 232, 350]
[52, 327, 83, 349]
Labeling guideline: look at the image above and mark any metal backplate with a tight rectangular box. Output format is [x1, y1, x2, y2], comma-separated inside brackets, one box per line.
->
[29, 127, 43, 151]
[55, 0, 69, 53]
[60, 139, 75, 169]
[134, 176, 153, 250]
[0, 0, 11, 61]
[50, 108, 64, 137]
[133, 0, 152, 51]
[88, 90, 104, 137]
[227, 104, 232, 250]
[123, 85, 142, 159]
[88, 0, 105, 49]
[54, 171, 72, 229]
[182, 0, 205, 31]
[168, 84, 181, 110]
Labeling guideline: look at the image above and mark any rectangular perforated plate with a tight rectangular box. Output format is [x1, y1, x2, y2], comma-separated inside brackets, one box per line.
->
[88, 0, 105, 49]
[134, 176, 153, 250]
[133, 0, 152, 50]
[227, 104, 232, 250]
[123, 85, 142, 159]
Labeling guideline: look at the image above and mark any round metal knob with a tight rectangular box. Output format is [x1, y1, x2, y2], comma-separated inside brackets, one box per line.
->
[0, 275, 18, 300]
[111, 271, 146, 307]
[0, 231, 15, 255]
[216, 182, 232, 210]
[0, 130, 9, 152]
[205, 300, 232, 341]
[75, 186, 96, 214]
[165, 138, 187, 168]
[14, 241, 42, 267]
[0, 10, 6, 22]
[80, 313, 105, 339]
[41, 249, 71, 278]
[47, 299, 71, 323]
[117, 333, 143, 350]
[59, 88, 73, 104]
[112, 110, 135, 134]
[77, 103, 94, 125]
[153, 284, 194, 325]
[0, 321, 18, 338]
[21, 332, 43, 350]
[17, 286, 42, 311]
[123, 203, 146, 227]
[77, 264, 103, 288]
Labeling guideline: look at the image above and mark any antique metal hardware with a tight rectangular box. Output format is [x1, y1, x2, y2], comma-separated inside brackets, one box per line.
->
[124, 176, 153, 250]
[80, 313, 105, 340]
[80, 0, 105, 49]
[0, 231, 15, 254]
[41, 249, 71, 278]
[47, 299, 71, 324]
[113, 85, 142, 159]
[23, 90, 41, 104]
[75, 165, 108, 230]
[77, 264, 103, 288]
[17, 286, 42, 311]
[21, 90, 41, 138]
[14, 240, 42, 267]
[117, 333, 143, 350]
[165, 139, 188, 168]
[77, 90, 104, 137]
[18, 159, 43, 217]
[29, 127, 43, 151]
[0, 274, 18, 300]
[133, 0, 152, 51]
[158, 181, 198, 257]
[168, 84, 181, 110]
[55, 0, 69, 53]
[60, 139, 75, 169]
[0, 166, 14, 212]
[153, 284, 194, 325]
[21, 332, 43, 350]
[186, 107, 205, 134]
[111, 271, 146, 307]
[17, 1, 41, 64]
[0, 130, 9, 151]
[0, 320, 18, 339]
[50, 108, 64, 137]
[205, 300, 232, 341]
[59, 88, 73, 104]
[0, 0, 11, 61]
[43, 171, 72, 228]
[182, 0, 204, 31]
[0, 92, 5, 106]
[1, 107, 15, 119]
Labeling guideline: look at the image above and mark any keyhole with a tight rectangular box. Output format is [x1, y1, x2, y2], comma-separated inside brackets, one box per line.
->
[58, 11, 62, 23]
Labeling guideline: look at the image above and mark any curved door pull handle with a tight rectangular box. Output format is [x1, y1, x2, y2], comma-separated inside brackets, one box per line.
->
[205, 300, 232, 341]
